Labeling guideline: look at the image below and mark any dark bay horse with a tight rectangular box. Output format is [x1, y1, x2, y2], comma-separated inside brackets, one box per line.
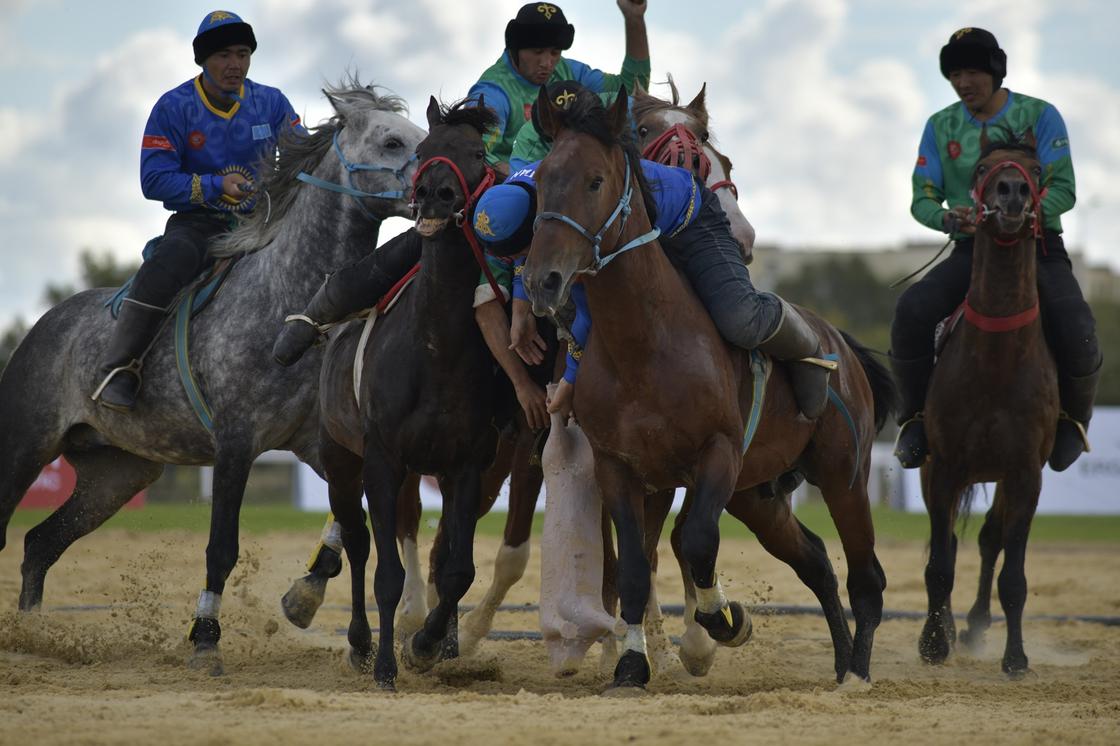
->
[919, 129, 1058, 676]
[0, 81, 425, 673]
[523, 89, 892, 688]
[316, 98, 508, 690]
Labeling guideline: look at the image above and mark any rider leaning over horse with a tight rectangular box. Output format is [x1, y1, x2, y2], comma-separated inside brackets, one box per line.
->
[93, 11, 303, 412]
[891, 27, 1101, 472]
[471, 91, 836, 421]
[468, 1, 650, 177]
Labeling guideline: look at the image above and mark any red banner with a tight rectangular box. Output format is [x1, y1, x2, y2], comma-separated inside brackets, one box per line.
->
[21, 457, 146, 509]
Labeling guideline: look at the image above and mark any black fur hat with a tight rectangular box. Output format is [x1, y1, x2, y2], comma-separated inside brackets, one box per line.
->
[193, 11, 257, 65]
[505, 3, 575, 56]
[940, 27, 1006, 87]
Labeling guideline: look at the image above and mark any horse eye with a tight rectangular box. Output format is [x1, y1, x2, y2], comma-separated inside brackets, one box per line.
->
[977, 165, 987, 176]
[700, 131, 709, 143]
[1033, 166, 1042, 177]
[385, 138, 402, 150]
[637, 126, 648, 138]
[590, 176, 603, 192]
[476, 150, 485, 160]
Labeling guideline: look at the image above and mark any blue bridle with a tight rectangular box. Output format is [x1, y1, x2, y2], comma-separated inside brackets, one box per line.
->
[533, 154, 661, 275]
[296, 130, 417, 223]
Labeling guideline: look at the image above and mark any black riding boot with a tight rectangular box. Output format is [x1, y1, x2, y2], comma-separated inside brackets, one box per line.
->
[890, 354, 933, 469]
[759, 300, 835, 419]
[92, 299, 167, 412]
[1049, 362, 1101, 472]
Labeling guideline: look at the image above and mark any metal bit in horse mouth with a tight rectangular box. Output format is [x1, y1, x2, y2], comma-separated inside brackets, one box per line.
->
[415, 217, 449, 236]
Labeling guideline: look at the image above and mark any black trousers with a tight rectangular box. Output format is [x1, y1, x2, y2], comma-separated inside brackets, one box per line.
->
[130, 210, 231, 308]
[890, 230, 1101, 378]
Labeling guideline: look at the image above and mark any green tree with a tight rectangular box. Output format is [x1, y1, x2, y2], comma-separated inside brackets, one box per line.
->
[774, 254, 898, 353]
[0, 249, 139, 375]
[1090, 299, 1120, 406]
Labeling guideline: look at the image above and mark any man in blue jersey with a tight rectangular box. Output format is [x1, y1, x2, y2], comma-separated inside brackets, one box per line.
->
[890, 28, 1100, 471]
[93, 10, 303, 411]
[468, 1, 650, 176]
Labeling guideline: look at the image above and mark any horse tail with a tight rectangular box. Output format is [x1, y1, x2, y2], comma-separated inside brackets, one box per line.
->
[838, 330, 898, 434]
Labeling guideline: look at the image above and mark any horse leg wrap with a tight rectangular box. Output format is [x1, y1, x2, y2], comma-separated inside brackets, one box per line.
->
[307, 517, 344, 577]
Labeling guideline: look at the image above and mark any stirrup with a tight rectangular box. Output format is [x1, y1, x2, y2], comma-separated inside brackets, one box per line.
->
[90, 359, 142, 402]
[798, 356, 839, 371]
[893, 414, 928, 468]
[1057, 412, 1091, 453]
[283, 313, 329, 335]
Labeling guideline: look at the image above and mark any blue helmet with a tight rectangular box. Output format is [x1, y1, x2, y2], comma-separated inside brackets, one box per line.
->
[472, 182, 536, 257]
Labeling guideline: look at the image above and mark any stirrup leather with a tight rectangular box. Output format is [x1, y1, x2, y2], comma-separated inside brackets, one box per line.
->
[90, 359, 142, 402]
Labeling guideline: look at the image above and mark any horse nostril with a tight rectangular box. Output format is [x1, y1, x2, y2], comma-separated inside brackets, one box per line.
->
[542, 271, 562, 294]
[1019, 183, 1031, 198]
[437, 186, 455, 202]
[997, 182, 1011, 196]
[415, 185, 429, 199]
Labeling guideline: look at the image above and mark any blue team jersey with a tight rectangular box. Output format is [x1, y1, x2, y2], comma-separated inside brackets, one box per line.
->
[140, 76, 303, 213]
[507, 159, 702, 383]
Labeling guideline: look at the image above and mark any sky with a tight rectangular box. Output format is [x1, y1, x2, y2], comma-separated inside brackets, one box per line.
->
[2, 0, 1119, 328]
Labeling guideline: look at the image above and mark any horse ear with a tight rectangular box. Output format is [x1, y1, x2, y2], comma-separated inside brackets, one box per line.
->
[632, 78, 649, 97]
[1022, 126, 1037, 149]
[686, 83, 708, 115]
[979, 125, 990, 152]
[536, 85, 560, 140]
[608, 85, 629, 138]
[426, 96, 442, 129]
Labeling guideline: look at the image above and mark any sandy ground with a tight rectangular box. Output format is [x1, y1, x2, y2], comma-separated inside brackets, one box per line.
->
[1, 524, 1118, 745]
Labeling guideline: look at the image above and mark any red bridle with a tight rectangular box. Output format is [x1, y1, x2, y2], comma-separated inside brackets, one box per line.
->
[641, 124, 740, 200]
[410, 156, 503, 301]
[962, 157, 1046, 333]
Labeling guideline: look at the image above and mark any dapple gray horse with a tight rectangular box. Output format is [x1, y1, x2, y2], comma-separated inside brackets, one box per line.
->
[0, 79, 425, 673]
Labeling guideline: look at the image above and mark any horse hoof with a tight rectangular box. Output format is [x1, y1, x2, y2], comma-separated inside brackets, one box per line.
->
[695, 602, 753, 647]
[348, 646, 375, 674]
[678, 645, 716, 677]
[610, 650, 651, 690]
[402, 632, 440, 674]
[838, 672, 872, 692]
[188, 646, 224, 677]
[376, 678, 397, 692]
[280, 574, 328, 629]
[1002, 655, 1031, 679]
[959, 626, 986, 652]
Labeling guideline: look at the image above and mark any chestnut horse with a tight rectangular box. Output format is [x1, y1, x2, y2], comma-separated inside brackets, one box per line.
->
[524, 89, 892, 688]
[919, 129, 1058, 676]
[631, 76, 755, 261]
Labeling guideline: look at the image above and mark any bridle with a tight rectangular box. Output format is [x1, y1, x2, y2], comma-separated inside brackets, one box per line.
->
[962, 156, 1046, 333]
[409, 155, 504, 300]
[534, 153, 661, 276]
[641, 123, 739, 200]
[296, 130, 416, 224]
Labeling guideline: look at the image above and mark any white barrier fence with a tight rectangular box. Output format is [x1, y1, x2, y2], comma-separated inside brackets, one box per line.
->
[209, 408, 1120, 516]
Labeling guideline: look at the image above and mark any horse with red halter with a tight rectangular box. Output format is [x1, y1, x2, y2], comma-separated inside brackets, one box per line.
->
[315, 97, 509, 690]
[918, 128, 1058, 676]
[523, 88, 893, 688]
[631, 76, 755, 262]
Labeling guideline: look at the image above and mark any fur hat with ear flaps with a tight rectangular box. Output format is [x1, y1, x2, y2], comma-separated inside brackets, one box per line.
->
[505, 3, 575, 57]
[940, 27, 1006, 88]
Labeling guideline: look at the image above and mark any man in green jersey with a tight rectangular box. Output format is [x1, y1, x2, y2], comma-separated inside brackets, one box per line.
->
[467, 1, 650, 176]
[891, 27, 1100, 472]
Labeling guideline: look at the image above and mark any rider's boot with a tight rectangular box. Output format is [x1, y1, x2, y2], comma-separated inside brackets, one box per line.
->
[1048, 361, 1101, 472]
[759, 300, 836, 419]
[890, 353, 934, 469]
[91, 298, 167, 412]
[272, 269, 392, 366]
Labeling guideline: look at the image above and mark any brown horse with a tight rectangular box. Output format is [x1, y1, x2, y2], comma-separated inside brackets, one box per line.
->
[523, 89, 892, 688]
[630, 76, 755, 261]
[918, 129, 1058, 676]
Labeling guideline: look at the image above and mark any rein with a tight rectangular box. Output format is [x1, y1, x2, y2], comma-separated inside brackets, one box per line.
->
[410, 155, 505, 301]
[296, 130, 416, 223]
[533, 153, 662, 276]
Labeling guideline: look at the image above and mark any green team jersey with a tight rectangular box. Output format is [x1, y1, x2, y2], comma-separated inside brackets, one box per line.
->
[509, 90, 620, 171]
[911, 90, 1075, 238]
[468, 51, 650, 167]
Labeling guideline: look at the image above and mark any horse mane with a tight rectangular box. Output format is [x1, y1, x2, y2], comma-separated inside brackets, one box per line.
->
[977, 126, 1038, 162]
[213, 75, 409, 257]
[553, 89, 659, 225]
[432, 98, 499, 137]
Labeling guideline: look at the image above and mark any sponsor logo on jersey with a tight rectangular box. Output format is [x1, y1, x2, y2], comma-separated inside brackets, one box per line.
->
[251, 123, 273, 141]
[916, 155, 927, 167]
[188, 130, 206, 149]
[142, 134, 175, 151]
[1052, 137, 1069, 150]
[947, 140, 962, 160]
[523, 103, 533, 121]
